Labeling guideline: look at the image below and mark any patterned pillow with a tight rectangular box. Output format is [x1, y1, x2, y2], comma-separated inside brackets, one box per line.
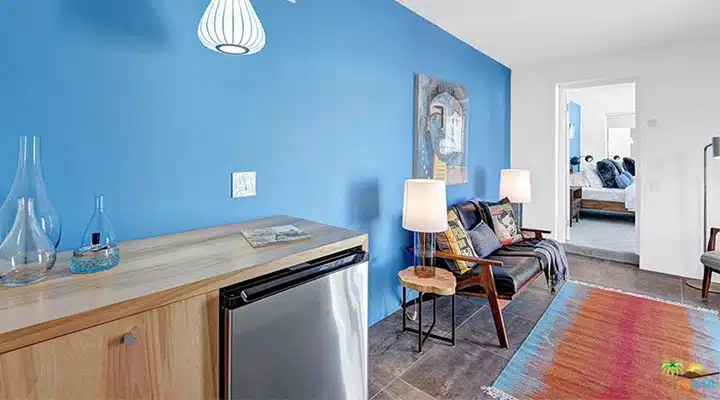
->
[436, 209, 478, 275]
[467, 222, 502, 258]
[488, 198, 523, 246]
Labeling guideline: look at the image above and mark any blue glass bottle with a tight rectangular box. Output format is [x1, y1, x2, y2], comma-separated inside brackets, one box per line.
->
[70, 195, 119, 274]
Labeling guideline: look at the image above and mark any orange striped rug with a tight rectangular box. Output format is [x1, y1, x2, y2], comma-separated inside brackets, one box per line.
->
[484, 281, 720, 400]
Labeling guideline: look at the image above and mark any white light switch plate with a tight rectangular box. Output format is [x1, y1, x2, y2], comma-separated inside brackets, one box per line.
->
[232, 172, 256, 198]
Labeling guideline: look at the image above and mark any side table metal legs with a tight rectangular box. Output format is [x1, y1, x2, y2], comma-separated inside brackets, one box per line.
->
[402, 287, 455, 352]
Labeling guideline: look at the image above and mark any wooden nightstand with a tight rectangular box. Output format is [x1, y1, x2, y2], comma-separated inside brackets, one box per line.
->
[570, 186, 582, 226]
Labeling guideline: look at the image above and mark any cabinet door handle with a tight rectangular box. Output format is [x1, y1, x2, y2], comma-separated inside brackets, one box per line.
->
[122, 332, 136, 346]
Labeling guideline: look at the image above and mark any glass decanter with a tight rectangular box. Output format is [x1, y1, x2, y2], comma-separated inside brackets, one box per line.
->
[0, 198, 57, 287]
[70, 195, 120, 274]
[0, 136, 62, 248]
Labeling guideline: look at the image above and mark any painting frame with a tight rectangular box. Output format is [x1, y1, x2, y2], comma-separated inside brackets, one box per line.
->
[412, 73, 469, 185]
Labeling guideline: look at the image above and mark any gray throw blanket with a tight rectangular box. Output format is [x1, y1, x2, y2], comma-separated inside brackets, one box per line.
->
[494, 238, 568, 292]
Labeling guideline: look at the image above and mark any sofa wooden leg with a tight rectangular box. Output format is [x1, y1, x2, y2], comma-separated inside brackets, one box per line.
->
[702, 267, 713, 299]
[488, 295, 509, 348]
[480, 263, 509, 348]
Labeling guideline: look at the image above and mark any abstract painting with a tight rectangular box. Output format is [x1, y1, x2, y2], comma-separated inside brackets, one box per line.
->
[413, 74, 468, 185]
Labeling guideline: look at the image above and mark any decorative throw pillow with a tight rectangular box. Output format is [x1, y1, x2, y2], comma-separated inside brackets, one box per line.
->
[615, 171, 633, 189]
[611, 159, 624, 173]
[582, 167, 604, 188]
[487, 198, 523, 246]
[436, 209, 478, 275]
[467, 222, 502, 258]
[623, 157, 636, 176]
[596, 160, 619, 188]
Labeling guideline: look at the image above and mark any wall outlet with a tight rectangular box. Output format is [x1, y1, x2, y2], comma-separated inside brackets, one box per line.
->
[232, 172, 256, 198]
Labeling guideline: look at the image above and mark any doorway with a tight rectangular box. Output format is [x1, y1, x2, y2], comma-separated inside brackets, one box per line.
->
[557, 80, 640, 265]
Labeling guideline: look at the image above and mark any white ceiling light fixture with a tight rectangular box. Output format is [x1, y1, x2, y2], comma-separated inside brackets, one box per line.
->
[198, 0, 267, 55]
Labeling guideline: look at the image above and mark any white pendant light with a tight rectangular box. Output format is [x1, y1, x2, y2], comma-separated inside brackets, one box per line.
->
[198, 0, 266, 55]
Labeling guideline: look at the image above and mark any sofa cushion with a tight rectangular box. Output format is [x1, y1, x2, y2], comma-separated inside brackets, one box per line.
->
[452, 200, 482, 231]
[459, 254, 542, 296]
[436, 209, 478, 275]
[701, 251, 720, 272]
[487, 198, 523, 246]
[467, 222, 502, 258]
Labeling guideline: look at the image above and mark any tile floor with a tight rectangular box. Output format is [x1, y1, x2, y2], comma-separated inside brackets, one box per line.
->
[368, 254, 720, 400]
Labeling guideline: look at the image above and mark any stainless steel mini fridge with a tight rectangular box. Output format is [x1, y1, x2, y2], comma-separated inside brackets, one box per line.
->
[220, 248, 369, 400]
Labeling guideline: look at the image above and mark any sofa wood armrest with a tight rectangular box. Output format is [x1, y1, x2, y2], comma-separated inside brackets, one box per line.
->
[435, 251, 504, 267]
[708, 228, 720, 251]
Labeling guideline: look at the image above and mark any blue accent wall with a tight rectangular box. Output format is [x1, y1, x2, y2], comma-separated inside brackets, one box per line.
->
[0, 0, 510, 325]
[569, 101, 582, 170]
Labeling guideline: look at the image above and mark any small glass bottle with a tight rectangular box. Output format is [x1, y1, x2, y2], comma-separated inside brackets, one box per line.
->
[70, 195, 120, 274]
[0, 197, 57, 287]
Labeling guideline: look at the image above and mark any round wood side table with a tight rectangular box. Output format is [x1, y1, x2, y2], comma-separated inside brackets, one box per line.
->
[398, 266, 457, 352]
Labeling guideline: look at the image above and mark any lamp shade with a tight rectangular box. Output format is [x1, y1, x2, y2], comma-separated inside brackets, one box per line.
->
[402, 179, 448, 233]
[499, 169, 532, 203]
[198, 0, 266, 55]
[713, 137, 720, 159]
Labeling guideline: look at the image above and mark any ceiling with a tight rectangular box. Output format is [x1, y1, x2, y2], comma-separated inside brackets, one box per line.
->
[396, 0, 720, 66]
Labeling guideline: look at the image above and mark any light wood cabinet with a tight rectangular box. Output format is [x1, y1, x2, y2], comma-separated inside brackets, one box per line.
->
[0, 216, 366, 399]
[0, 293, 218, 400]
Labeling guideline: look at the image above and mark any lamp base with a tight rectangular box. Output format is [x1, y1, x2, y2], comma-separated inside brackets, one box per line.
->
[414, 265, 436, 278]
[413, 232, 436, 278]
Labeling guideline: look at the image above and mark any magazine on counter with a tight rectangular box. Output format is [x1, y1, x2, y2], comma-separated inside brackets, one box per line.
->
[241, 224, 311, 248]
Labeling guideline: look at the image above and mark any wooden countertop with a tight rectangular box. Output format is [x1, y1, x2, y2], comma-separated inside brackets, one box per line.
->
[0, 216, 367, 354]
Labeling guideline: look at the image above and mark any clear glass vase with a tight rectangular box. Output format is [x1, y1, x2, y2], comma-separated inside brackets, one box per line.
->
[0, 136, 62, 248]
[0, 198, 57, 287]
[70, 195, 120, 274]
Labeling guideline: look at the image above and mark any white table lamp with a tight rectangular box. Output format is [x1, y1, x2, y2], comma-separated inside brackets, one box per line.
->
[499, 169, 531, 226]
[403, 179, 448, 277]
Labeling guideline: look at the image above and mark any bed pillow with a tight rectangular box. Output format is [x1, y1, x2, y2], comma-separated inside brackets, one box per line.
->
[583, 167, 605, 188]
[467, 222, 502, 258]
[623, 157, 636, 176]
[569, 173, 589, 188]
[596, 160, 620, 188]
[436, 209, 478, 275]
[487, 198, 523, 246]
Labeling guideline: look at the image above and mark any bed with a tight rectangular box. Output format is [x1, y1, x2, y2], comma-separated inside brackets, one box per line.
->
[570, 173, 636, 213]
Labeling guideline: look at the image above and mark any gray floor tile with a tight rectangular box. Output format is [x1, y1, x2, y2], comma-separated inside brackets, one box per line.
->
[567, 253, 609, 284]
[369, 311, 438, 378]
[501, 287, 553, 322]
[372, 390, 396, 400]
[600, 262, 683, 301]
[369, 361, 394, 399]
[401, 340, 506, 400]
[456, 307, 537, 359]
[409, 296, 483, 336]
[384, 379, 436, 400]
[457, 294, 490, 308]
[680, 279, 720, 311]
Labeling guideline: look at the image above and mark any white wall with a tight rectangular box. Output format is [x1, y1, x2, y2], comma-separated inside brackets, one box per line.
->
[512, 39, 720, 279]
[567, 84, 635, 167]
